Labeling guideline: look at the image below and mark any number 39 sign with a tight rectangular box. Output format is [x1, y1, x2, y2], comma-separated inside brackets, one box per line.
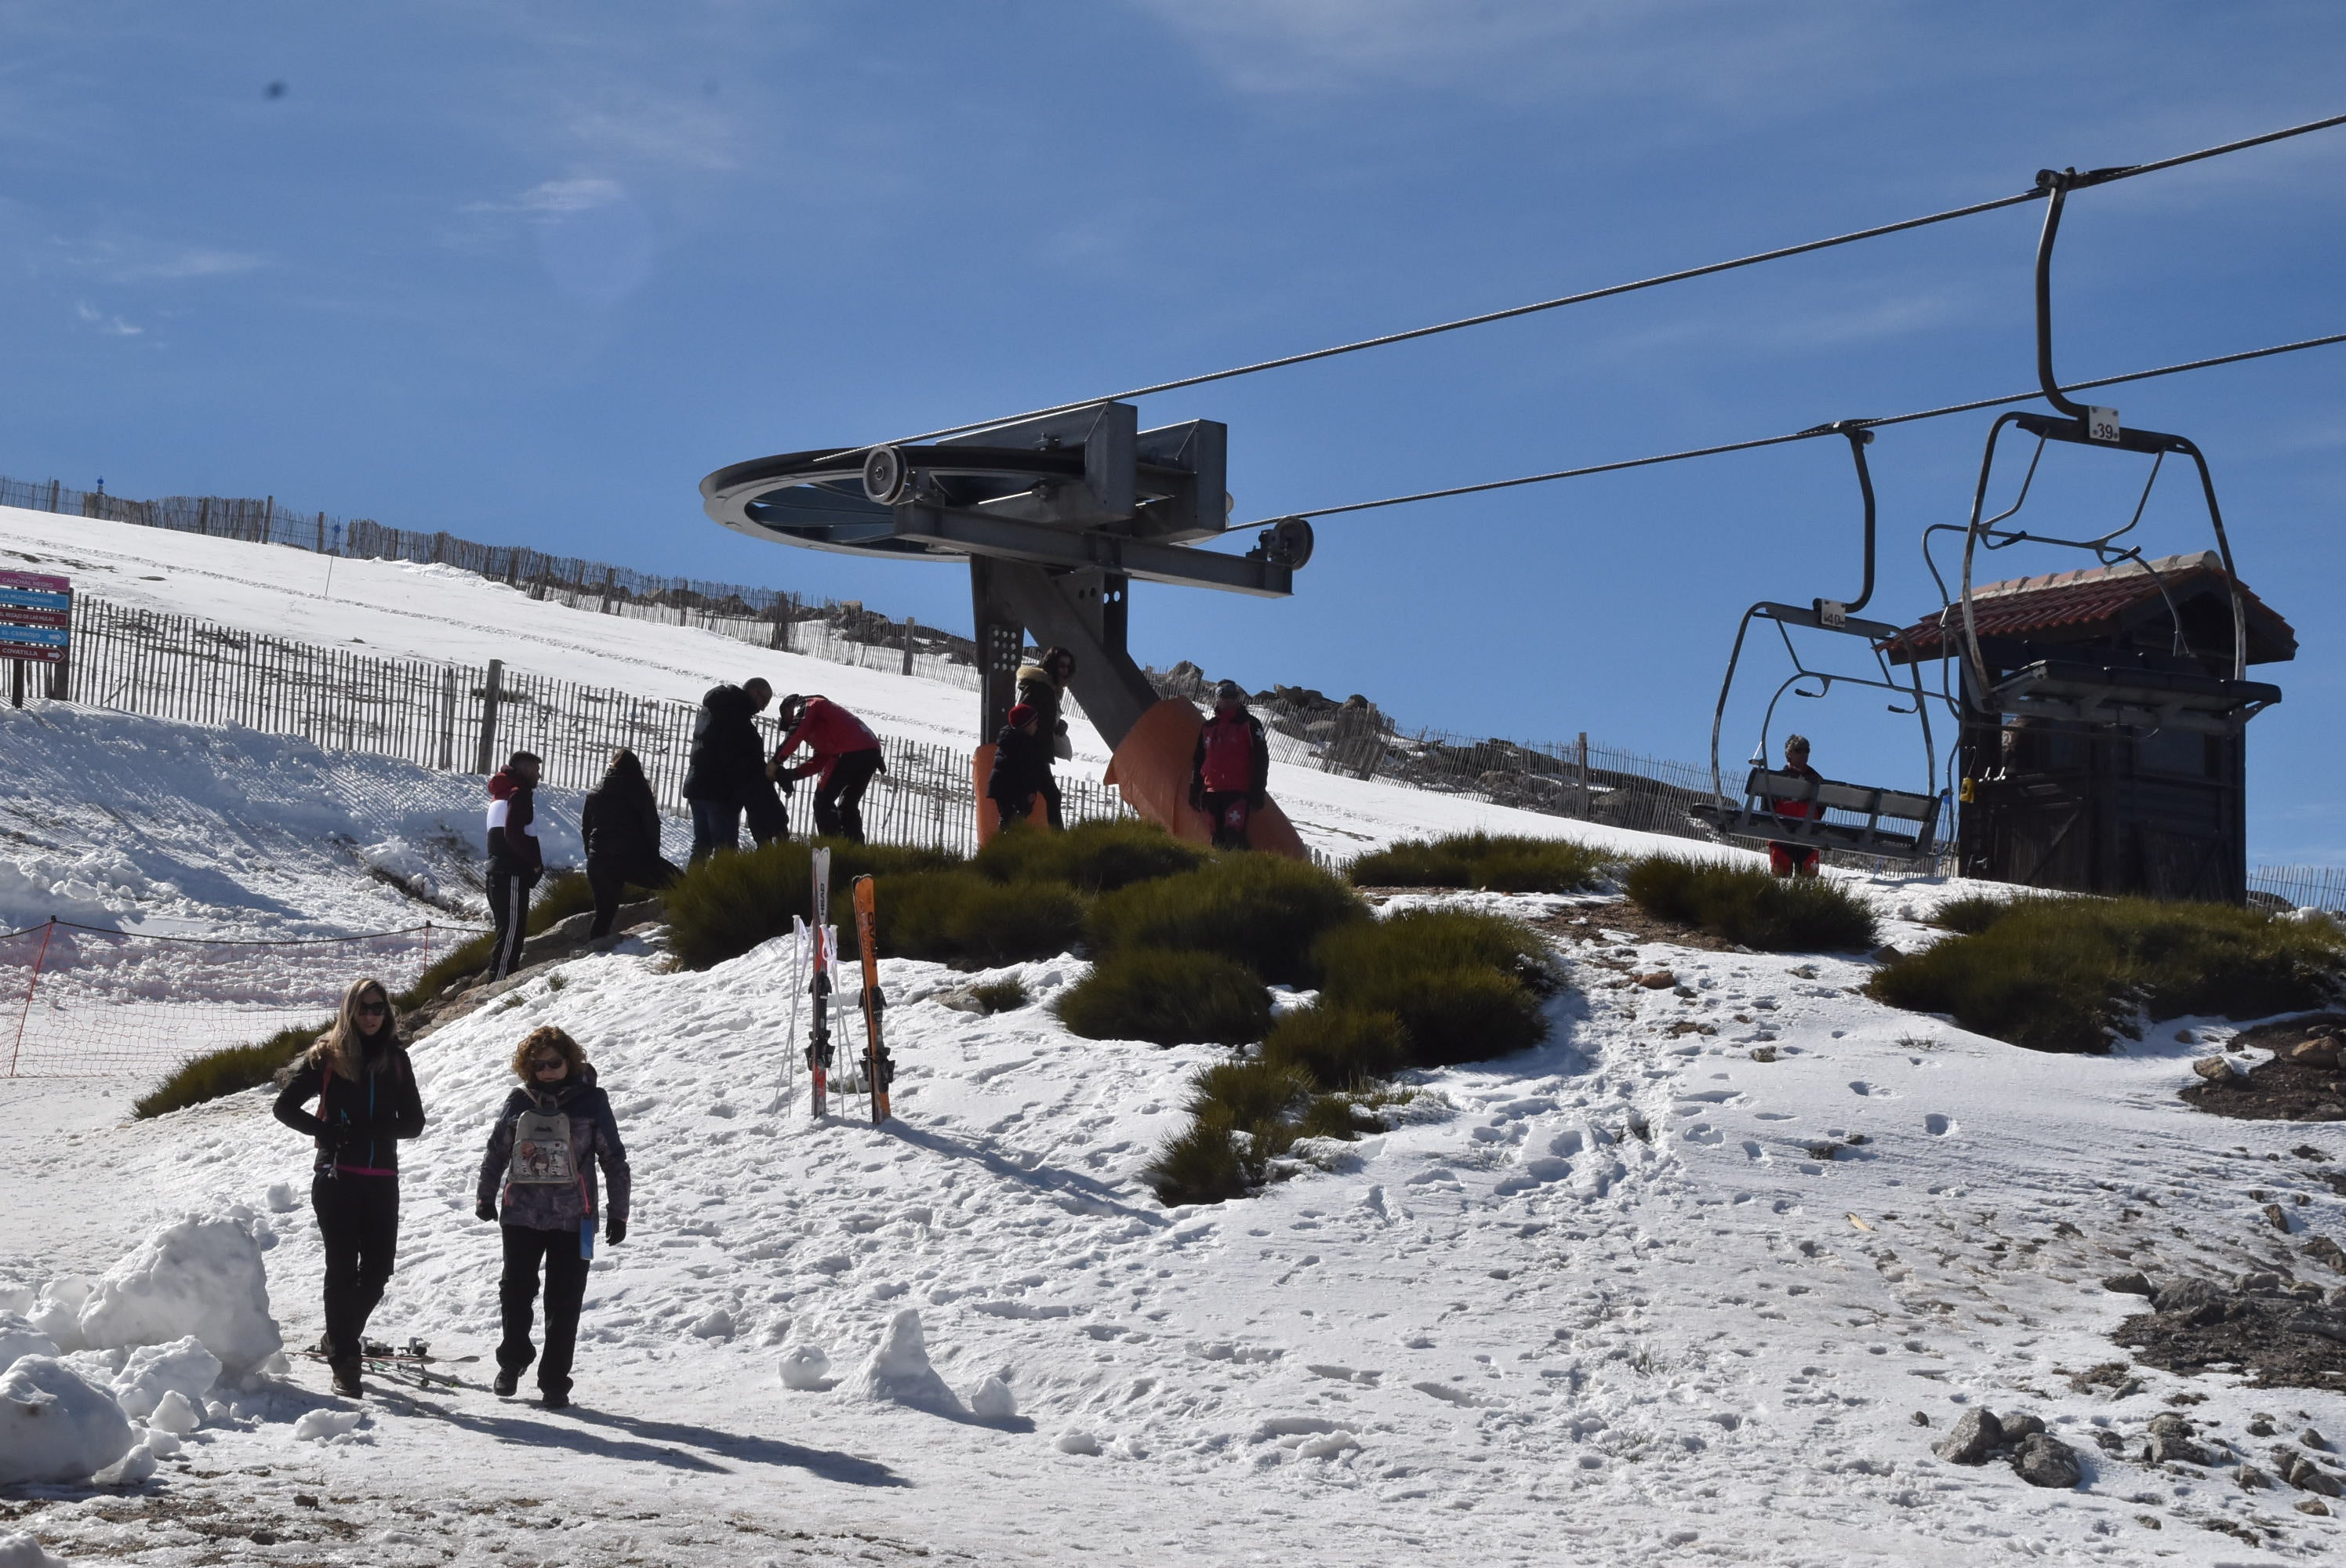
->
[0, 570, 72, 665]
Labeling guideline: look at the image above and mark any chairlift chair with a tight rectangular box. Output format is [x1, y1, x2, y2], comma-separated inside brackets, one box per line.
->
[1693, 424, 1944, 865]
[1920, 167, 2279, 738]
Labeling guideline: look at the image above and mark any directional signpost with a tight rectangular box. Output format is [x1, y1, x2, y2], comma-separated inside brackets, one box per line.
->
[0, 570, 71, 707]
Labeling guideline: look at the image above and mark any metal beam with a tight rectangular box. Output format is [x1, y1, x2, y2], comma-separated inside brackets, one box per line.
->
[897, 506, 1291, 598]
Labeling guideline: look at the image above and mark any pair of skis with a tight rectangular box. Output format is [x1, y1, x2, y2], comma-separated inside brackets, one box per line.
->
[804, 848, 893, 1124]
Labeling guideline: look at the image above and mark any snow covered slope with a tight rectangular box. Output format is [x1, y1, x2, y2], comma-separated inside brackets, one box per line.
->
[5, 898, 2341, 1565]
[0, 503, 1693, 860]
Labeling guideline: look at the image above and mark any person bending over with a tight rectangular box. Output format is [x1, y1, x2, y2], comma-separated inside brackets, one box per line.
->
[580, 748, 680, 938]
[773, 694, 884, 843]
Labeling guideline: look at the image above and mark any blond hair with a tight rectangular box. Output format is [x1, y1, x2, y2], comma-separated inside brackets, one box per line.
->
[307, 978, 397, 1078]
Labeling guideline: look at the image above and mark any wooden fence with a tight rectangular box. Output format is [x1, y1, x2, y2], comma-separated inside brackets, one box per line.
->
[61, 596, 1127, 858]
[2249, 864, 2346, 916]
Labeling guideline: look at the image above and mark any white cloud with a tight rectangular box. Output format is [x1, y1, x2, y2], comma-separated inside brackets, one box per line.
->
[75, 301, 143, 336]
[107, 248, 266, 282]
[467, 177, 626, 216]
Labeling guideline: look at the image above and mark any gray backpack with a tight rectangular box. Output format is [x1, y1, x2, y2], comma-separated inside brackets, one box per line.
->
[508, 1102, 576, 1185]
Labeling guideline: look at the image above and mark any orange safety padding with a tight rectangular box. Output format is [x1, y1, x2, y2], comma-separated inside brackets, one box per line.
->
[971, 743, 1053, 847]
[1101, 698, 1307, 860]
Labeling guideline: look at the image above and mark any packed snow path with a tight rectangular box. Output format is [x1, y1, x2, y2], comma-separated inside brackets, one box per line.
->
[5, 895, 2341, 1565]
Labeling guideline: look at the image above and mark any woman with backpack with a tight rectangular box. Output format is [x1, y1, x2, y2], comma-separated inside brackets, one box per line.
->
[474, 1025, 630, 1408]
[579, 749, 681, 938]
[272, 977, 427, 1397]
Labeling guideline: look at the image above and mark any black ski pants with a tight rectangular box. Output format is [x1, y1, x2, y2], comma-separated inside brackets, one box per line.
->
[498, 1224, 591, 1396]
[312, 1172, 400, 1367]
[586, 854, 681, 938]
[812, 747, 884, 843]
[488, 867, 536, 979]
[1201, 792, 1252, 851]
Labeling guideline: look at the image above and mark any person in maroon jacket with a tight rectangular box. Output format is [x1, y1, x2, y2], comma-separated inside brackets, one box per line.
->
[485, 750, 544, 979]
[272, 977, 427, 1397]
[1189, 681, 1270, 851]
[772, 695, 885, 843]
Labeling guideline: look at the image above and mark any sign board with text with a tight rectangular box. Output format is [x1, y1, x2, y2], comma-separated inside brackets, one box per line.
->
[0, 571, 71, 664]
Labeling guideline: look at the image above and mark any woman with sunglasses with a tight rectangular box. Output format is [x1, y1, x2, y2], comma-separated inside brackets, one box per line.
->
[474, 1025, 630, 1408]
[272, 977, 427, 1397]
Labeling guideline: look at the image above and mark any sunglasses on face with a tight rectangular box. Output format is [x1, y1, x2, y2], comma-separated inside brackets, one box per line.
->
[531, 1058, 566, 1072]
[356, 1001, 388, 1016]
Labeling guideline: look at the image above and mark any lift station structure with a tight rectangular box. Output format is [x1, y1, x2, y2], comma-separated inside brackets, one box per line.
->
[702, 402, 1315, 849]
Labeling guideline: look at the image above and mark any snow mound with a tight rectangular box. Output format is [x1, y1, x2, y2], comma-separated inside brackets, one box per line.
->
[77, 1218, 281, 1376]
[147, 1389, 202, 1436]
[0, 1356, 136, 1484]
[968, 1374, 1018, 1421]
[1053, 1428, 1102, 1456]
[777, 1345, 830, 1390]
[850, 1310, 961, 1413]
[292, 1406, 363, 1442]
[111, 1337, 220, 1421]
[0, 1315, 59, 1370]
[0, 1529, 68, 1568]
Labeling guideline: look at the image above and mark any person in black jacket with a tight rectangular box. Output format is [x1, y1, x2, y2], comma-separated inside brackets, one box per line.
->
[474, 1025, 630, 1409]
[485, 750, 543, 980]
[681, 679, 781, 862]
[271, 978, 427, 1397]
[580, 750, 680, 937]
[986, 702, 1054, 830]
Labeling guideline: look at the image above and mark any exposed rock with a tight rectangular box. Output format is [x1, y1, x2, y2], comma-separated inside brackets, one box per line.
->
[2093, 1429, 2126, 1456]
[2303, 1236, 2346, 1275]
[2192, 1054, 2238, 1081]
[2237, 1270, 2282, 1294]
[2151, 1276, 2230, 1325]
[2305, 1428, 2331, 1451]
[1635, 971, 1676, 990]
[2281, 1454, 2344, 1497]
[2263, 1203, 2292, 1232]
[2010, 1432, 2083, 1489]
[2238, 1465, 2273, 1490]
[2001, 1413, 2046, 1442]
[2299, 1498, 2333, 1516]
[1932, 1408, 2003, 1465]
[1908, 1411, 1930, 1426]
[2144, 1413, 2213, 1467]
[2249, 1416, 2277, 1437]
[2101, 1272, 2153, 1297]
[2290, 1036, 2342, 1069]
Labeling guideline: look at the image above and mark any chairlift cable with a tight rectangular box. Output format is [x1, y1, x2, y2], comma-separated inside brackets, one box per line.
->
[885, 110, 2346, 447]
[1258, 328, 2346, 524]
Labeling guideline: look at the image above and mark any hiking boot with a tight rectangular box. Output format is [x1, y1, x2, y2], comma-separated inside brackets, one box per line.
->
[540, 1387, 570, 1410]
[330, 1363, 363, 1398]
[493, 1369, 518, 1397]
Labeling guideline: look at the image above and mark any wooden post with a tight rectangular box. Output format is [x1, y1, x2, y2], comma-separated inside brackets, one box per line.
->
[261, 495, 274, 544]
[901, 616, 916, 675]
[315, 511, 326, 553]
[9, 660, 22, 709]
[45, 479, 59, 512]
[474, 659, 504, 775]
[1575, 731, 1591, 818]
[437, 666, 458, 771]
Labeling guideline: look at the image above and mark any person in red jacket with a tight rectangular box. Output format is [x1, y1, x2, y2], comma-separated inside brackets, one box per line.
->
[485, 750, 544, 979]
[1767, 734, 1824, 878]
[1189, 681, 1270, 851]
[772, 695, 885, 843]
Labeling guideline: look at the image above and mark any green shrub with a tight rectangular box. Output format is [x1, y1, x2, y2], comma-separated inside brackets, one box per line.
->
[975, 818, 1208, 893]
[1869, 896, 2346, 1053]
[970, 978, 1029, 1014]
[1349, 833, 1612, 894]
[1308, 908, 1555, 1068]
[1333, 965, 1548, 1069]
[1089, 854, 1367, 985]
[133, 1022, 325, 1120]
[1261, 1006, 1407, 1088]
[876, 871, 1084, 967]
[397, 869, 599, 1007]
[1057, 949, 1272, 1046]
[1317, 907, 1557, 997]
[1624, 855, 1879, 952]
[1928, 893, 2049, 935]
[1145, 1058, 1311, 1205]
[1297, 1091, 1385, 1140]
[663, 839, 961, 971]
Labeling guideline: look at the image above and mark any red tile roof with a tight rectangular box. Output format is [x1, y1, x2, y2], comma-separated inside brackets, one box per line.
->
[1884, 552, 2297, 665]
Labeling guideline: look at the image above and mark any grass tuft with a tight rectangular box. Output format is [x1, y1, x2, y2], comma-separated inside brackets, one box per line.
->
[1313, 908, 1555, 1068]
[663, 840, 961, 971]
[1259, 1007, 1407, 1088]
[1869, 895, 2346, 1053]
[1348, 833, 1612, 894]
[1089, 854, 1366, 985]
[969, 978, 1030, 1014]
[1145, 1058, 1310, 1204]
[133, 1022, 325, 1120]
[877, 870, 1084, 968]
[1624, 855, 1879, 952]
[975, 818, 1208, 893]
[1056, 949, 1271, 1047]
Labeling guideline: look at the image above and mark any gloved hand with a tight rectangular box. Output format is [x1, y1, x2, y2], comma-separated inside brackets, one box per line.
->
[605, 1216, 627, 1245]
[475, 1200, 497, 1223]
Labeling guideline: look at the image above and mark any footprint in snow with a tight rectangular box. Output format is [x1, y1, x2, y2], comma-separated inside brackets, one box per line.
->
[1923, 1113, 1955, 1136]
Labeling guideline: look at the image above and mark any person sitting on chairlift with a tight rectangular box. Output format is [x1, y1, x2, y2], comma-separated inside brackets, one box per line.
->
[1767, 734, 1823, 879]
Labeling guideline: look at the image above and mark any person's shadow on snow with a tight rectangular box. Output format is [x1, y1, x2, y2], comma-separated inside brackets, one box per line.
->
[363, 1386, 906, 1486]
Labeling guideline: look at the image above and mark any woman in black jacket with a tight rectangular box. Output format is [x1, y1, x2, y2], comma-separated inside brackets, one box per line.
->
[271, 977, 426, 1396]
[579, 750, 681, 937]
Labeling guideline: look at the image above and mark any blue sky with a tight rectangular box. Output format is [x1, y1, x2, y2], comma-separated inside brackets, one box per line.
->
[4, 2, 2341, 861]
